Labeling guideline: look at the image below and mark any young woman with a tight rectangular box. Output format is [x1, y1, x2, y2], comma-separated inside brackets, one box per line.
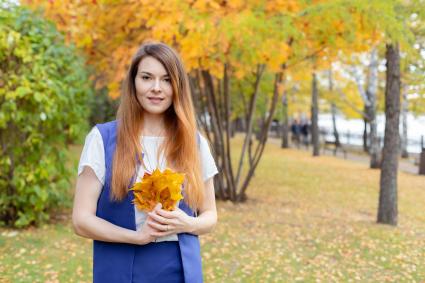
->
[72, 42, 218, 283]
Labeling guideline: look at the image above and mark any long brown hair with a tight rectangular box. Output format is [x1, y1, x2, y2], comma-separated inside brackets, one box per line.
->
[111, 42, 204, 211]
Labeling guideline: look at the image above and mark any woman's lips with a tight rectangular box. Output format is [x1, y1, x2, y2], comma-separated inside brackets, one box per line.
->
[148, 97, 164, 104]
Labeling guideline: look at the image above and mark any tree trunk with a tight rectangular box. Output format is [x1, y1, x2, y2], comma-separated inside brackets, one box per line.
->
[194, 62, 287, 202]
[235, 64, 265, 189]
[222, 64, 236, 198]
[369, 107, 380, 168]
[419, 142, 425, 175]
[331, 103, 340, 155]
[328, 68, 340, 155]
[401, 86, 409, 158]
[311, 71, 320, 156]
[238, 70, 284, 200]
[363, 113, 369, 153]
[201, 70, 234, 199]
[368, 48, 380, 169]
[281, 92, 289, 148]
[377, 43, 400, 226]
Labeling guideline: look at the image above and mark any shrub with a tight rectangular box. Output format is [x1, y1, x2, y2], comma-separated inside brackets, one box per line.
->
[0, 5, 93, 227]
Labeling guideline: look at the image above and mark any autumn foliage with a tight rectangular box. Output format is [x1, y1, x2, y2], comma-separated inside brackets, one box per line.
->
[130, 168, 185, 212]
[21, 0, 422, 203]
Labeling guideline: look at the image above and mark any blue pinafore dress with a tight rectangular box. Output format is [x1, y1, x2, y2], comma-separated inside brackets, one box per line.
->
[93, 120, 203, 283]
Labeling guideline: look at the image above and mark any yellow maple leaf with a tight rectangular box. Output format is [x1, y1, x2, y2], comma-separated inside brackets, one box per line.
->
[130, 168, 185, 212]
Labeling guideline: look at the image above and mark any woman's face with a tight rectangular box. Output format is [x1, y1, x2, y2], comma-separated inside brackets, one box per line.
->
[135, 56, 173, 115]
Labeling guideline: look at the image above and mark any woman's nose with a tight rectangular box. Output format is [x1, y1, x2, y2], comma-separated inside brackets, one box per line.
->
[152, 78, 161, 92]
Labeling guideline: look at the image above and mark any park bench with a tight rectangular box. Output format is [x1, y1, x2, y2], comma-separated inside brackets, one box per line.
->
[322, 140, 347, 159]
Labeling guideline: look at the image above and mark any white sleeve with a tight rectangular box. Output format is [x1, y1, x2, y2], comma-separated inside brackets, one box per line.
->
[77, 127, 106, 185]
[199, 134, 219, 181]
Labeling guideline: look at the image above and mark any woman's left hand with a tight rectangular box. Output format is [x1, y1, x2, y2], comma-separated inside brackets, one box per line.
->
[146, 204, 196, 237]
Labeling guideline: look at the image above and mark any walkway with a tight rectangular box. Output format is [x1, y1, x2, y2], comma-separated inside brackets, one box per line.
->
[268, 137, 422, 175]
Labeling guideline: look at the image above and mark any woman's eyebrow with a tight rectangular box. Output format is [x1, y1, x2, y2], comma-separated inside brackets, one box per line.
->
[139, 71, 169, 77]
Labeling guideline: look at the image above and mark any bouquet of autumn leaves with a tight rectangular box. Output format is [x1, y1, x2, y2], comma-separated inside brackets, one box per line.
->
[130, 168, 185, 212]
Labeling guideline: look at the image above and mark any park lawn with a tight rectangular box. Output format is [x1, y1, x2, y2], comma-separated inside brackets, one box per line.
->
[0, 136, 424, 282]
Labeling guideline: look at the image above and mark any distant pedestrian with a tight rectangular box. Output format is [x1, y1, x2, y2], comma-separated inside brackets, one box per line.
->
[301, 121, 310, 148]
[290, 119, 301, 147]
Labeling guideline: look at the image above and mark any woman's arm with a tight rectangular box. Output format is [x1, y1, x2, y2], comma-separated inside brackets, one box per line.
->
[72, 166, 158, 245]
[147, 177, 217, 237]
[187, 177, 217, 235]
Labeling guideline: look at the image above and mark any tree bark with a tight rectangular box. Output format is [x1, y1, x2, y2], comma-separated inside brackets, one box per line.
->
[222, 64, 236, 198]
[311, 71, 320, 156]
[363, 113, 369, 153]
[235, 64, 265, 189]
[329, 68, 340, 155]
[369, 105, 380, 168]
[281, 92, 289, 148]
[239, 70, 284, 199]
[367, 48, 380, 169]
[377, 43, 400, 226]
[201, 70, 232, 199]
[193, 62, 286, 202]
[331, 103, 340, 155]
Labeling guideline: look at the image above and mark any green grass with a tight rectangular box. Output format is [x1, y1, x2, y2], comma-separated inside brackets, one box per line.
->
[1, 138, 424, 282]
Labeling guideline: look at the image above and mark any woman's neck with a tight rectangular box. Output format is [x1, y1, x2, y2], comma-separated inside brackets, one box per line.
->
[142, 112, 166, 136]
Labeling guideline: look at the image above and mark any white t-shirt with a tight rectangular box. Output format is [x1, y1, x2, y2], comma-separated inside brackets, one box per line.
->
[77, 127, 219, 242]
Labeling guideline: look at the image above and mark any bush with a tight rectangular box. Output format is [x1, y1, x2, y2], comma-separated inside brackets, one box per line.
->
[89, 86, 119, 127]
[0, 5, 93, 227]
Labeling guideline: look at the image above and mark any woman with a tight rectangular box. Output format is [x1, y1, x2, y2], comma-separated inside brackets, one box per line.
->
[72, 42, 218, 283]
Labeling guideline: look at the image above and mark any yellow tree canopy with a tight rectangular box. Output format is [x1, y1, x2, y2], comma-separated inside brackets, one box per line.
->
[23, 0, 414, 100]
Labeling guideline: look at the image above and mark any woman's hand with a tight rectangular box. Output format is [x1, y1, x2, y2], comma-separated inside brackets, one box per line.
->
[146, 177, 218, 237]
[133, 215, 161, 245]
[146, 203, 196, 238]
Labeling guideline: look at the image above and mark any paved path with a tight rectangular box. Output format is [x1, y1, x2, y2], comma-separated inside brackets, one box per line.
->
[268, 137, 422, 175]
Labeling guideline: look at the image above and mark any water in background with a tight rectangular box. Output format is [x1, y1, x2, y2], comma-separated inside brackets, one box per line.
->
[318, 114, 425, 154]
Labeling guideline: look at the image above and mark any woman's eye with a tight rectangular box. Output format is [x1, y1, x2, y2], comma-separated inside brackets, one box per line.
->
[142, 75, 151, 80]
[163, 78, 171, 83]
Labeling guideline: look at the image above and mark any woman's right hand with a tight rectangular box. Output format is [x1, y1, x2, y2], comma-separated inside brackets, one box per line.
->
[133, 204, 162, 245]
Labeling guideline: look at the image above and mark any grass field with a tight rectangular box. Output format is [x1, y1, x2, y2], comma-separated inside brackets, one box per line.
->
[1, 137, 424, 282]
